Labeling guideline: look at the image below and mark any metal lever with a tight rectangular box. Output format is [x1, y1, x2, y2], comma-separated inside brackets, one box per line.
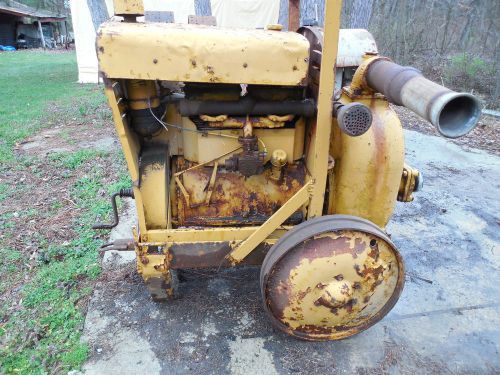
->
[92, 188, 134, 230]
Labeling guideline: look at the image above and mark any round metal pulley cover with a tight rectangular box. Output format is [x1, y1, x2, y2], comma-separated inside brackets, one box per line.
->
[260, 215, 404, 341]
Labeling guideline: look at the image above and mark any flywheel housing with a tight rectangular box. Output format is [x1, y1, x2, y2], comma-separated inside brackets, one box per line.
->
[260, 215, 404, 341]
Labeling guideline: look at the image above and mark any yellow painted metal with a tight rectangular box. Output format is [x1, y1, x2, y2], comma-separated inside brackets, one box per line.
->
[264, 230, 402, 340]
[139, 150, 168, 229]
[104, 80, 140, 181]
[199, 114, 294, 129]
[398, 164, 420, 202]
[97, 22, 310, 85]
[306, 0, 343, 218]
[253, 128, 303, 164]
[181, 117, 303, 165]
[126, 79, 159, 110]
[113, 0, 144, 16]
[135, 251, 177, 300]
[146, 227, 290, 243]
[329, 94, 404, 228]
[270, 149, 288, 181]
[103, 80, 147, 231]
[226, 181, 313, 264]
[348, 55, 390, 93]
[136, 254, 166, 280]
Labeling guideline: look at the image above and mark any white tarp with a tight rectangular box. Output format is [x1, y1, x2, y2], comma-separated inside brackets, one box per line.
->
[71, 0, 195, 83]
[211, 0, 279, 29]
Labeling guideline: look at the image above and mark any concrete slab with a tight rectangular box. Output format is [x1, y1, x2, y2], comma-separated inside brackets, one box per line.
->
[81, 130, 500, 375]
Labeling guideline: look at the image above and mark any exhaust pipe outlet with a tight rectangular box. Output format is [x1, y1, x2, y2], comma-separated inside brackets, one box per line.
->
[366, 60, 481, 138]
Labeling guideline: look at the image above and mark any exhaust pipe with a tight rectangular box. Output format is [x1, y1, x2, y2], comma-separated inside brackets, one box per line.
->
[365, 60, 481, 138]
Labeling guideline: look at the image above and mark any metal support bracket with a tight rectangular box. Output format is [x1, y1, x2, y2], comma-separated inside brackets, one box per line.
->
[226, 181, 313, 265]
[398, 164, 422, 202]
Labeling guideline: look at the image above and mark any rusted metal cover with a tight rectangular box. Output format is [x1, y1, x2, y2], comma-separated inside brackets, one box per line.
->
[174, 164, 306, 226]
[300, 27, 378, 68]
[261, 215, 404, 341]
[337, 29, 378, 67]
[97, 22, 310, 85]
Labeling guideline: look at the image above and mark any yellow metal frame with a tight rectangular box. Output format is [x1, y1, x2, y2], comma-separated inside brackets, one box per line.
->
[97, 21, 310, 86]
[307, 0, 343, 219]
[102, 0, 345, 269]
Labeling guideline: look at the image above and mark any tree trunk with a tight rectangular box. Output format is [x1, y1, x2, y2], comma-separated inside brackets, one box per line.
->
[87, 0, 109, 32]
[195, 0, 212, 16]
[37, 20, 46, 49]
[289, 0, 300, 31]
[350, 0, 374, 28]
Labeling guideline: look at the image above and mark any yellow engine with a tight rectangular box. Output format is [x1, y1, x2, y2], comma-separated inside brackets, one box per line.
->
[94, 0, 480, 341]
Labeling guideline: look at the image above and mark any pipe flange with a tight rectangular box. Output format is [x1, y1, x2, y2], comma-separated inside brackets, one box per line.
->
[349, 55, 391, 94]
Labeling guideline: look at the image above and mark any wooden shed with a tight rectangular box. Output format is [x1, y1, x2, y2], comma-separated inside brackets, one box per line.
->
[0, 0, 66, 48]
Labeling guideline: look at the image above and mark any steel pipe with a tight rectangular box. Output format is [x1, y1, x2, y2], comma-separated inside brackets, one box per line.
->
[366, 60, 481, 138]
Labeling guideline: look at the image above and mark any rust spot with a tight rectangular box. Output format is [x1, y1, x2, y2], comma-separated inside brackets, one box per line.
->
[316, 282, 327, 289]
[297, 286, 311, 300]
[98, 46, 104, 53]
[334, 274, 344, 281]
[191, 59, 197, 67]
[344, 298, 358, 313]
[368, 242, 380, 261]
[293, 65, 298, 71]
[354, 264, 363, 277]
[153, 58, 158, 64]
[340, 283, 350, 295]
[243, 63, 248, 68]
[176, 164, 305, 226]
[370, 278, 383, 292]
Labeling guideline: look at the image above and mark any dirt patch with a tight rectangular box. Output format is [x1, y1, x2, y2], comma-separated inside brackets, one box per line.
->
[16, 124, 117, 156]
[394, 105, 499, 156]
[0, 102, 121, 337]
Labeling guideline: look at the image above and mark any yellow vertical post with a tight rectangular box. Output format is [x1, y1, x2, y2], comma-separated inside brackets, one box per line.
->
[307, 0, 342, 218]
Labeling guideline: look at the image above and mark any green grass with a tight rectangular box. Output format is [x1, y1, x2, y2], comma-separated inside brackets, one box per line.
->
[49, 149, 110, 170]
[0, 183, 8, 201]
[0, 51, 107, 163]
[1, 166, 129, 374]
[0, 51, 131, 374]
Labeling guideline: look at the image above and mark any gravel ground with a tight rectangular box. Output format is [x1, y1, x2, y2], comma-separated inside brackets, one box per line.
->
[81, 126, 500, 375]
[393, 106, 499, 156]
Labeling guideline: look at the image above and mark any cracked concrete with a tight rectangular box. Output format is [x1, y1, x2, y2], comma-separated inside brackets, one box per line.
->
[81, 130, 499, 374]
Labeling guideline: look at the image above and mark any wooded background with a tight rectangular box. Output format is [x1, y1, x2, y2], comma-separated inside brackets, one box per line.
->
[16, 0, 500, 107]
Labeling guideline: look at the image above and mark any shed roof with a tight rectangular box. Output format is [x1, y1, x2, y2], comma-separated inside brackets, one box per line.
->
[0, 0, 66, 21]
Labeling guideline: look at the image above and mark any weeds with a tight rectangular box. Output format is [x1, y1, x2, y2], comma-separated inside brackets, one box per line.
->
[0, 51, 131, 374]
[444, 53, 497, 107]
[49, 149, 109, 170]
[0, 183, 8, 201]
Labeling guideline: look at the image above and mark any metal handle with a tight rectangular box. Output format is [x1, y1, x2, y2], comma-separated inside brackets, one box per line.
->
[92, 188, 134, 230]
